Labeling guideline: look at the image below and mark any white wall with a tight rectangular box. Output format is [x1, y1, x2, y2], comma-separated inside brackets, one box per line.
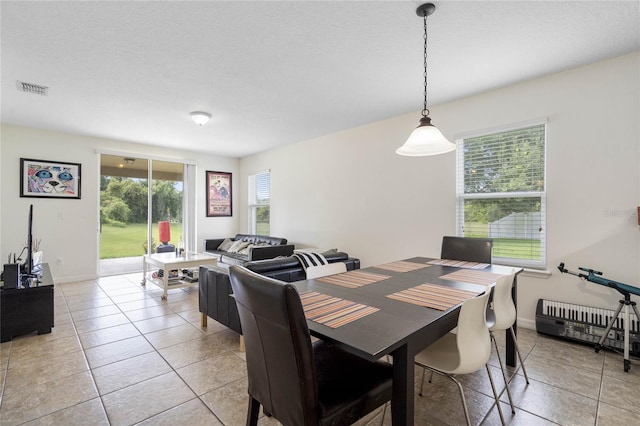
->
[240, 51, 640, 328]
[0, 125, 239, 282]
[2, 52, 637, 326]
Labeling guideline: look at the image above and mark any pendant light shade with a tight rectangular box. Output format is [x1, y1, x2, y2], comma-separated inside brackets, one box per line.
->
[396, 3, 456, 157]
[396, 116, 455, 156]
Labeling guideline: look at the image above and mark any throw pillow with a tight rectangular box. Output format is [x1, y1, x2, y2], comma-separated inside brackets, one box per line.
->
[217, 238, 234, 252]
[228, 240, 251, 253]
[238, 244, 254, 255]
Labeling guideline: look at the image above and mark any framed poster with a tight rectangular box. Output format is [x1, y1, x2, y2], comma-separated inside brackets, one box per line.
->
[206, 171, 232, 217]
[20, 158, 82, 199]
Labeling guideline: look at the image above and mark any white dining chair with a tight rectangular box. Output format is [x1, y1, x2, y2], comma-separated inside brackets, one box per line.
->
[487, 271, 530, 413]
[414, 288, 506, 426]
[305, 262, 347, 279]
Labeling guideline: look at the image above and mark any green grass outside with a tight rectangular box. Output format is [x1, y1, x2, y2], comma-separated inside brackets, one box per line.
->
[256, 222, 270, 235]
[100, 223, 183, 259]
[492, 238, 542, 260]
[463, 222, 541, 261]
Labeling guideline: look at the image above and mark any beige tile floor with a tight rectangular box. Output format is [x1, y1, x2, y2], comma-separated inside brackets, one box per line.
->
[1, 272, 639, 425]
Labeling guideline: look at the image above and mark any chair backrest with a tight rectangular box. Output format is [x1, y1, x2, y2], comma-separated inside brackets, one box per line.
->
[453, 289, 493, 374]
[488, 271, 517, 331]
[305, 262, 347, 279]
[229, 265, 319, 425]
[441, 236, 493, 264]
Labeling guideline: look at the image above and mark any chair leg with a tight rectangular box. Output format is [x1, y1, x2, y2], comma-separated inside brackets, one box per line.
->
[448, 375, 472, 426]
[419, 367, 426, 396]
[491, 332, 515, 414]
[247, 396, 260, 426]
[509, 326, 530, 384]
[418, 366, 436, 397]
[485, 364, 507, 426]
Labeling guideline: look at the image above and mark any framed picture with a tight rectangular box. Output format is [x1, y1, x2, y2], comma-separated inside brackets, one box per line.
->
[20, 158, 82, 199]
[206, 171, 232, 217]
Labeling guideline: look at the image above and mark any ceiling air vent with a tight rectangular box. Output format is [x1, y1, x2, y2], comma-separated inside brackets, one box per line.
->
[17, 81, 49, 96]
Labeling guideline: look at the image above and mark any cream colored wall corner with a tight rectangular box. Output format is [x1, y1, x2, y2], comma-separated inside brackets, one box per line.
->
[240, 51, 640, 327]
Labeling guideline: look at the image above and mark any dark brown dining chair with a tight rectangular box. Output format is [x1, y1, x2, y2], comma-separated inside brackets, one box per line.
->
[441, 236, 493, 264]
[228, 265, 393, 426]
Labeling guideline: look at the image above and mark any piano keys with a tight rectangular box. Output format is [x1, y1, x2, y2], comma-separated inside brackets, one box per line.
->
[535, 299, 640, 357]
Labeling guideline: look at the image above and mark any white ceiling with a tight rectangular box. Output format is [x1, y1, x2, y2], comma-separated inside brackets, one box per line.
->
[2, 1, 639, 158]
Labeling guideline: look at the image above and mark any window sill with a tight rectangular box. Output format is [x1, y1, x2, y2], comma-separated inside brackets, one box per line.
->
[520, 268, 552, 278]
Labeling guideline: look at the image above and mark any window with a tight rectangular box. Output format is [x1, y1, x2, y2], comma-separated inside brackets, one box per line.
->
[249, 171, 270, 235]
[456, 122, 546, 268]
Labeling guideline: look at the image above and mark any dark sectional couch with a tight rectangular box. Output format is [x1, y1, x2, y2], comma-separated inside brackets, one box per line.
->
[204, 234, 295, 265]
[198, 251, 360, 335]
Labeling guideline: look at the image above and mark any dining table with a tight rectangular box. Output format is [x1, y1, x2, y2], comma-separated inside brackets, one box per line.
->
[291, 256, 522, 426]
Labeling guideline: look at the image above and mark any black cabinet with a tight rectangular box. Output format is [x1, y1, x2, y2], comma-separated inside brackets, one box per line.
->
[0, 264, 54, 342]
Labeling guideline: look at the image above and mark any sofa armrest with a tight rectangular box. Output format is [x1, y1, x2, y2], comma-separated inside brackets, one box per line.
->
[248, 244, 295, 261]
[198, 264, 242, 334]
[204, 238, 226, 252]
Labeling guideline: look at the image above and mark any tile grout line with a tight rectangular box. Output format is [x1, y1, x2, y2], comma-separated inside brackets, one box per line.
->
[94, 274, 228, 425]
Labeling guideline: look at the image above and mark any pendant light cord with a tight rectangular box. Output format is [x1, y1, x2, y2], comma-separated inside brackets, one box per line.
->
[422, 13, 430, 118]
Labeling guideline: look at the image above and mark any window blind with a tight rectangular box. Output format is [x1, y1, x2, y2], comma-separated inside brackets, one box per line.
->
[456, 123, 546, 268]
[249, 171, 270, 235]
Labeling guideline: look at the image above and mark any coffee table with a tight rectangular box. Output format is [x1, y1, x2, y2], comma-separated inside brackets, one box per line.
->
[142, 252, 217, 300]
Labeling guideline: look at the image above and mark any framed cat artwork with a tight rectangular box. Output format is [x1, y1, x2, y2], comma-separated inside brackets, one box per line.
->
[20, 158, 82, 199]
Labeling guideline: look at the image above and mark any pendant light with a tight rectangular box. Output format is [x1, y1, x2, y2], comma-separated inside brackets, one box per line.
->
[396, 3, 455, 156]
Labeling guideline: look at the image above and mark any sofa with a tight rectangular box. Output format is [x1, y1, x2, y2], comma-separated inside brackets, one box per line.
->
[198, 251, 360, 336]
[203, 234, 295, 265]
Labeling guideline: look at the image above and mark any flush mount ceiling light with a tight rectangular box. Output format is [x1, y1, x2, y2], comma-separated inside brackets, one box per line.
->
[396, 3, 456, 157]
[123, 157, 135, 165]
[191, 111, 211, 126]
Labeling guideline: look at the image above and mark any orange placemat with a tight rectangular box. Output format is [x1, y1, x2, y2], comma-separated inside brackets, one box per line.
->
[427, 259, 490, 269]
[386, 283, 481, 311]
[374, 260, 430, 273]
[439, 269, 504, 286]
[316, 270, 390, 288]
[300, 291, 379, 328]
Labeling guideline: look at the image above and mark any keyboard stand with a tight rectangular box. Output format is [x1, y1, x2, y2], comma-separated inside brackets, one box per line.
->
[594, 290, 640, 372]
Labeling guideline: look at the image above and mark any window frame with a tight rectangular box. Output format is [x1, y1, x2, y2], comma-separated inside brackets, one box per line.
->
[455, 119, 547, 269]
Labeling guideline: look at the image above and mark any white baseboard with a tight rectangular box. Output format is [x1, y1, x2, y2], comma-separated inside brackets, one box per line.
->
[517, 317, 536, 330]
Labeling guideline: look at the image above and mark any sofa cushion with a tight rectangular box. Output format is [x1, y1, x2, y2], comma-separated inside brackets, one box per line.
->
[220, 254, 250, 266]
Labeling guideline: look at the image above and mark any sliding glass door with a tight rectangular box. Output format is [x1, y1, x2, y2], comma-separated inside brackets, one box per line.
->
[99, 154, 188, 276]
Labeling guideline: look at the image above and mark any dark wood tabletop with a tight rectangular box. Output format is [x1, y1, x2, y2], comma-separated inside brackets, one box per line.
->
[292, 257, 521, 426]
